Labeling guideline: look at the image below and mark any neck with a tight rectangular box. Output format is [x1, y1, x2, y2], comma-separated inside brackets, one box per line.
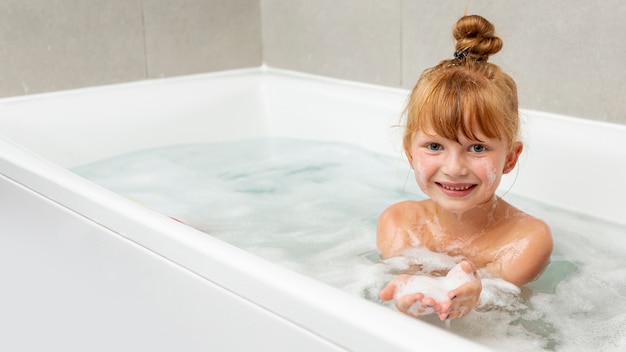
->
[434, 196, 501, 237]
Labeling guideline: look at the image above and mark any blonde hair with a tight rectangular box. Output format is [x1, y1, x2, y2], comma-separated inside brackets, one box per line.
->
[404, 15, 519, 153]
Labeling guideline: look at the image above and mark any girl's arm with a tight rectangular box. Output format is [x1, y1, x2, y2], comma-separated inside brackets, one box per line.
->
[376, 201, 418, 258]
[487, 218, 553, 286]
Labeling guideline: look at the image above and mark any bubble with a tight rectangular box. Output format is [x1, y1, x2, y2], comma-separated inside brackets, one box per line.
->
[74, 138, 626, 352]
[394, 261, 475, 302]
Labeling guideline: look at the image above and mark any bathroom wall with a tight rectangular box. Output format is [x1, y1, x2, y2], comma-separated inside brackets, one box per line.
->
[0, 0, 261, 95]
[262, 0, 626, 124]
[0, 0, 623, 124]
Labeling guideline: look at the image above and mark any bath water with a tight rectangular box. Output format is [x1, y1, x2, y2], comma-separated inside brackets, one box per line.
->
[73, 138, 626, 352]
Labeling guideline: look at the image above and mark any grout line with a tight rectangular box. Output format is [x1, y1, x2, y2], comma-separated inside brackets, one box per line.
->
[399, 0, 404, 87]
[140, 0, 149, 78]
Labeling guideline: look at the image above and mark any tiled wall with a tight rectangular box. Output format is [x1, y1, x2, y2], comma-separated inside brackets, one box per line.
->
[1, 0, 624, 124]
[0, 0, 261, 95]
[262, 0, 403, 87]
[262, 0, 626, 124]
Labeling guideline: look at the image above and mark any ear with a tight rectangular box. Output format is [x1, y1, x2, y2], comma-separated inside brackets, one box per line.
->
[404, 147, 414, 168]
[503, 141, 523, 174]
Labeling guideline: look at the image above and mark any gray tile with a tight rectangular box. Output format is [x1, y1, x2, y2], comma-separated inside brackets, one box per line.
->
[262, 0, 402, 86]
[142, 0, 262, 78]
[0, 0, 146, 97]
[401, 0, 626, 124]
[0, 0, 623, 125]
[401, 1, 463, 88]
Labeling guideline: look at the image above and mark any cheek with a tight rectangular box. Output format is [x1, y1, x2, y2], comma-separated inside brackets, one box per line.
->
[477, 158, 501, 189]
[412, 157, 431, 188]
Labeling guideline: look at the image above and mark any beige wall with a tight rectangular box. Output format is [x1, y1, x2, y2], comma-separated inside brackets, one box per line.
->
[1, 0, 624, 125]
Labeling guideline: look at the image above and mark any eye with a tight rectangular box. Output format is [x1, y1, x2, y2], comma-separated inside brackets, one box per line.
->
[470, 144, 487, 153]
[427, 143, 442, 151]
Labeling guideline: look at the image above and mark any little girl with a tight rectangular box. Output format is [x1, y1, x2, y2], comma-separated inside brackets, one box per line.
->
[377, 15, 553, 321]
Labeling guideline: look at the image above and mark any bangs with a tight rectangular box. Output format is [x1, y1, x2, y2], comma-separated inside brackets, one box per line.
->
[405, 66, 516, 148]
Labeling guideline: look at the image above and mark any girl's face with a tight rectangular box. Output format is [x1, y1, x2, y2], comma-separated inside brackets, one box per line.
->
[406, 127, 521, 213]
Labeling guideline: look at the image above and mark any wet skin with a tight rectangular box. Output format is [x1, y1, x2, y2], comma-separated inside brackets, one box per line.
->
[377, 129, 553, 320]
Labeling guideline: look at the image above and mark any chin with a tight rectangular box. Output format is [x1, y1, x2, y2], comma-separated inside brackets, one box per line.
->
[435, 195, 494, 213]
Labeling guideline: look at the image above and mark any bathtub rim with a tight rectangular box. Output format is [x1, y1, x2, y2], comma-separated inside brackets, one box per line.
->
[0, 134, 491, 351]
[2, 65, 626, 350]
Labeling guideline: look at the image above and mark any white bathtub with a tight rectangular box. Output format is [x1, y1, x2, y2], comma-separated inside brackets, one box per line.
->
[1, 67, 624, 351]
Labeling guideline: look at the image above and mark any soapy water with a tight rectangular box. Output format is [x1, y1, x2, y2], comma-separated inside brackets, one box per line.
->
[73, 138, 626, 352]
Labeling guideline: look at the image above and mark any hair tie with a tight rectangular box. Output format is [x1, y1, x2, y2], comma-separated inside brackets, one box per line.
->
[454, 50, 486, 63]
[454, 50, 468, 61]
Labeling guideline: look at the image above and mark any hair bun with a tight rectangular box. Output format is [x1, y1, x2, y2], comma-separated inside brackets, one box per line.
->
[452, 15, 502, 62]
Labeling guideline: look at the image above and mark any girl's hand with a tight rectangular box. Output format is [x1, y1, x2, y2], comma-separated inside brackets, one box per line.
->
[379, 274, 440, 316]
[379, 260, 482, 320]
[436, 260, 482, 321]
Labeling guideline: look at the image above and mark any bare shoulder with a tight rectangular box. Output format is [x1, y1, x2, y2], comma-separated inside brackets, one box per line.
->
[376, 200, 428, 258]
[511, 210, 553, 250]
[497, 210, 553, 285]
[378, 200, 423, 221]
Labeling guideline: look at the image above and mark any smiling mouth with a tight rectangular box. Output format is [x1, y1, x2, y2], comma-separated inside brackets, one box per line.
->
[439, 183, 473, 190]
[436, 182, 476, 194]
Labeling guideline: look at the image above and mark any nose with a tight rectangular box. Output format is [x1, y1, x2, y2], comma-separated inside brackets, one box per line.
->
[441, 151, 469, 177]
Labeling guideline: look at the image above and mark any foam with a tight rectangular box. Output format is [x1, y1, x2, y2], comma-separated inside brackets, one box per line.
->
[390, 246, 462, 274]
[393, 262, 476, 316]
[73, 138, 626, 352]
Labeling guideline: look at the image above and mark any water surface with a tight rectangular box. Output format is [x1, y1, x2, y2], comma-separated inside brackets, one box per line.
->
[73, 138, 626, 351]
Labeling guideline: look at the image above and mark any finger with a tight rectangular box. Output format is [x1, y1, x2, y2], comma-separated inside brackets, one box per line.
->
[460, 259, 474, 274]
[438, 300, 452, 313]
[443, 308, 463, 321]
[448, 287, 463, 301]
[448, 311, 458, 320]
[440, 303, 464, 321]
[447, 282, 472, 301]
[421, 296, 438, 310]
[448, 291, 458, 300]
[380, 274, 413, 301]
[439, 311, 450, 321]
[396, 293, 423, 312]
[447, 305, 470, 320]
[379, 283, 397, 301]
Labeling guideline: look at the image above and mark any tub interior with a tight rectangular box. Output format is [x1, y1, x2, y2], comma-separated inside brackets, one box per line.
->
[1, 67, 625, 351]
[2, 68, 624, 225]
